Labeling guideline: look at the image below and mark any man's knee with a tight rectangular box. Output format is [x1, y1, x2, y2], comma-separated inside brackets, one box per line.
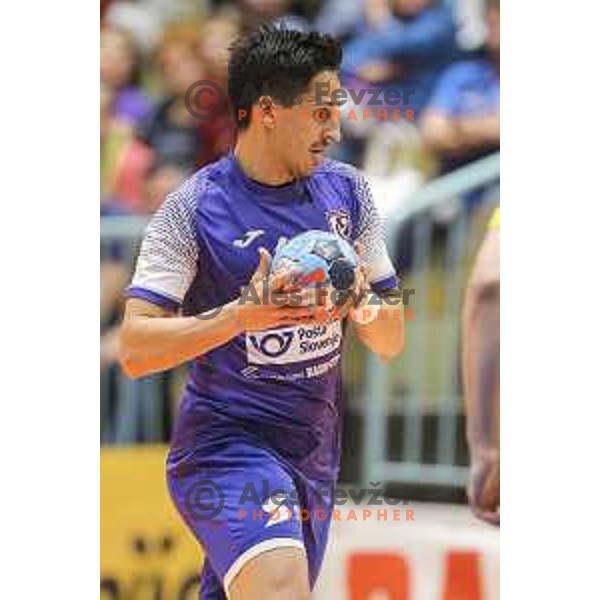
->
[261, 560, 309, 599]
[228, 545, 310, 600]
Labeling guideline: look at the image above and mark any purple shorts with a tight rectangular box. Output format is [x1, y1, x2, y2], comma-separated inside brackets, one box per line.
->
[167, 437, 335, 599]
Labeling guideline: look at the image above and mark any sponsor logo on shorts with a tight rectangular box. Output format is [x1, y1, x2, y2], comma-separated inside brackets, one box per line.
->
[262, 493, 300, 528]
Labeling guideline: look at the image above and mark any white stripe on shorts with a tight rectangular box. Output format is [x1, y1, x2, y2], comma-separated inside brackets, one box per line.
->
[223, 537, 306, 595]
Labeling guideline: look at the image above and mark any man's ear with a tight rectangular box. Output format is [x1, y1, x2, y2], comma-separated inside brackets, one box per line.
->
[258, 95, 277, 129]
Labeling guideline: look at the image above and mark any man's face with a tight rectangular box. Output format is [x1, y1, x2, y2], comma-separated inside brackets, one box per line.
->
[269, 70, 342, 179]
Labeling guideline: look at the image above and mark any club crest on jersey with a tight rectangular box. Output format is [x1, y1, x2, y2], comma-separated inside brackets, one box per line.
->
[326, 209, 352, 240]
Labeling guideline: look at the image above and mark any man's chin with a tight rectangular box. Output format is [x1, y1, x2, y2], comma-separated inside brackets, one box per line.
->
[293, 153, 325, 178]
[309, 151, 325, 167]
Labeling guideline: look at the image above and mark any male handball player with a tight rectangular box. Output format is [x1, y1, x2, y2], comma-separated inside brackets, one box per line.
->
[120, 26, 404, 600]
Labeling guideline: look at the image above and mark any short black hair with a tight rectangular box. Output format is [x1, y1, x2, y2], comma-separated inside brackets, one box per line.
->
[228, 26, 342, 129]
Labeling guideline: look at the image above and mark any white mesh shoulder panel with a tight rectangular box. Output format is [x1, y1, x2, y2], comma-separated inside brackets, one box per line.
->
[130, 175, 199, 304]
[323, 160, 397, 287]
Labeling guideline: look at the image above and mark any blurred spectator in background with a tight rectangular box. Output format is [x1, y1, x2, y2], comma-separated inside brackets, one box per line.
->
[102, 0, 177, 57]
[420, 0, 499, 174]
[314, 0, 364, 41]
[101, 81, 136, 203]
[390, 0, 499, 272]
[101, 0, 111, 21]
[101, 79, 154, 211]
[136, 31, 205, 171]
[136, 20, 237, 176]
[232, 0, 309, 33]
[195, 8, 240, 166]
[199, 7, 241, 84]
[101, 7, 241, 213]
[342, 0, 458, 116]
[101, 27, 152, 128]
[140, 161, 189, 215]
[333, 0, 458, 167]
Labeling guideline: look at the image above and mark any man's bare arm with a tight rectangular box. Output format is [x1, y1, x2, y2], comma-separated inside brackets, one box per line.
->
[119, 249, 312, 378]
[461, 228, 500, 523]
[353, 288, 405, 361]
[421, 111, 500, 158]
[119, 298, 243, 379]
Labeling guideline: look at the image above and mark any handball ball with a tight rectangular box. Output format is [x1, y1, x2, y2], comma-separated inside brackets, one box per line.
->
[271, 230, 358, 291]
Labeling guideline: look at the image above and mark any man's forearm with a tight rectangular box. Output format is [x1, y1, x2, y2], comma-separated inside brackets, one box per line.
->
[353, 295, 405, 360]
[455, 115, 500, 153]
[462, 282, 500, 452]
[422, 113, 500, 159]
[120, 300, 243, 378]
[421, 114, 469, 156]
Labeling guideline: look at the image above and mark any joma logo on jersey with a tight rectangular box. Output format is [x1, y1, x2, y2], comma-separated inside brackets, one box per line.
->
[245, 322, 343, 365]
[233, 229, 265, 248]
[326, 209, 352, 240]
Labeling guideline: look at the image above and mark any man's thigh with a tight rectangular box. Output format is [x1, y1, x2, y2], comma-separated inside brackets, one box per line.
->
[228, 545, 310, 600]
[167, 442, 308, 596]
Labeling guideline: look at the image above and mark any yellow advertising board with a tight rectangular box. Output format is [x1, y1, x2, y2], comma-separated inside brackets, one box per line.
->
[100, 445, 202, 600]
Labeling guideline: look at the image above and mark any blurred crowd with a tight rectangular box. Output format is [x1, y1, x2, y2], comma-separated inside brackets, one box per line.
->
[101, 0, 500, 426]
[101, 0, 499, 213]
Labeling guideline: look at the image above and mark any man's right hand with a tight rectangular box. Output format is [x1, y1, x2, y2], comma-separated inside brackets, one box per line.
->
[230, 247, 318, 332]
[468, 448, 500, 526]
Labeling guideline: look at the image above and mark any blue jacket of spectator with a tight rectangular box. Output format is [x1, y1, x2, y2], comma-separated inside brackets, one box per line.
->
[426, 54, 499, 173]
[427, 57, 499, 118]
[341, 4, 459, 116]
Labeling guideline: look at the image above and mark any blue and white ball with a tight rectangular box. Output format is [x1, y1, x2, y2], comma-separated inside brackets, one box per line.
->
[271, 230, 358, 294]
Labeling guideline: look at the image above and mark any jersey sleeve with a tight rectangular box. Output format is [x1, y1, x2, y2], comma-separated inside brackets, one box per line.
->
[352, 172, 400, 294]
[126, 177, 199, 312]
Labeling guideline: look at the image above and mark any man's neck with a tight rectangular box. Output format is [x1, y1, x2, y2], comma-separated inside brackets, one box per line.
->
[234, 133, 294, 186]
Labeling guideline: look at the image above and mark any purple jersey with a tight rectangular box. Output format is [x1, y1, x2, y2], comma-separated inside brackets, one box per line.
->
[127, 154, 397, 480]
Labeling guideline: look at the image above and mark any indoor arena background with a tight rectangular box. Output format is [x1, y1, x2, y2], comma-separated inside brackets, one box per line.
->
[100, 0, 500, 597]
